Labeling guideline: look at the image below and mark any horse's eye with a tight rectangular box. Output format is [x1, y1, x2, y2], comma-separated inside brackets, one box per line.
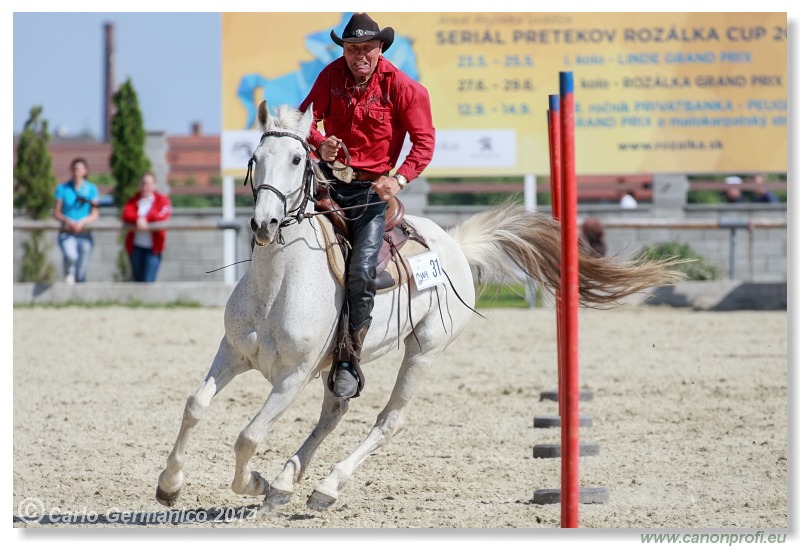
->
[292, 155, 302, 166]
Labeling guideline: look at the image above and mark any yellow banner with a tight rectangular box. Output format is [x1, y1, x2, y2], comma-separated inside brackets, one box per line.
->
[222, 12, 787, 176]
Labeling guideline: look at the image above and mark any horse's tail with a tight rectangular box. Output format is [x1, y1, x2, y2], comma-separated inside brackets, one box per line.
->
[447, 202, 684, 306]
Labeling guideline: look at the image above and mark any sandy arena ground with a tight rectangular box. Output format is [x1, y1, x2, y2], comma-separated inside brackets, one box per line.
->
[13, 305, 788, 529]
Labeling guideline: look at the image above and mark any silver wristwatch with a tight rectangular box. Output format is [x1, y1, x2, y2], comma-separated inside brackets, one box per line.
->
[394, 174, 408, 189]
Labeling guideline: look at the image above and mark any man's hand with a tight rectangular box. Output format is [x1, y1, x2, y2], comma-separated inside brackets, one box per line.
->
[318, 136, 342, 162]
[136, 217, 149, 231]
[65, 220, 84, 234]
[372, 175, 402, 202]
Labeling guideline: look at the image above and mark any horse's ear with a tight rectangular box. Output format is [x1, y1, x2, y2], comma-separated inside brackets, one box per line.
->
[257, 100, 269, 131]
[297, 103, 314, 138]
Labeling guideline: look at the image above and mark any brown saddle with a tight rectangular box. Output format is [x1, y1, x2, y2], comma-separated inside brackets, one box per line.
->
[314, 183, 427, 290]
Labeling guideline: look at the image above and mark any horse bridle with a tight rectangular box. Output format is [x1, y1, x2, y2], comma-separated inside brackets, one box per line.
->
[244, 129, 375, 245]
[244, 130, 315, 243]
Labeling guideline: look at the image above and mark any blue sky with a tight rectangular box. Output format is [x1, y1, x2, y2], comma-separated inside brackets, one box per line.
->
[13, 12, 221, 138]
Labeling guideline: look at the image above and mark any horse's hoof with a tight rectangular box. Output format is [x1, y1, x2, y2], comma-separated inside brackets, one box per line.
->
[306, 490, 337, 511]
[156, 486, 180, 507]
[252, 471, 271, 496]
[234, 472, 270, 497]
[264, 487, 293, 508]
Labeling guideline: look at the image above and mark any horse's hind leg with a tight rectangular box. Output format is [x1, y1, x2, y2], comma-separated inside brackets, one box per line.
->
[307, 332, 447, 510]
[265, 373, 350, 508]
[156, 336, 248, 506]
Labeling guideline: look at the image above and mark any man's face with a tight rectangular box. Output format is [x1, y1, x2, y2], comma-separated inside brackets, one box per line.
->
[343, 40, 382, 80]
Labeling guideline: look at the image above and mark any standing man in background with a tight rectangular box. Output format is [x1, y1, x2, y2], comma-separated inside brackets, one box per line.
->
[53, 157, 99, 284]
[724, 176, 744, 203]
[752, 174, 779, 203]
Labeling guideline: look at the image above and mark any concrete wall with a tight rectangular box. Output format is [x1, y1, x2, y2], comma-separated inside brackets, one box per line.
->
[13, 208, 254, 284]
[13, 191, 787, 285]
[579, 204, 788, 283]
[419, 203, 787, 283]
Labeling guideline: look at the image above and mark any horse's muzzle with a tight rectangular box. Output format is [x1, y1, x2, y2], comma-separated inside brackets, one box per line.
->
[251, 217, 280, 245]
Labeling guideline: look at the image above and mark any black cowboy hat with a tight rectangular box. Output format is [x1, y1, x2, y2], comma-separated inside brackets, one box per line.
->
[330, 12, 394, 53]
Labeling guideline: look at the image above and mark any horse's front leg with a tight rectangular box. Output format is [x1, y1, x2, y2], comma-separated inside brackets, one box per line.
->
[307, 328, 448, 511]
[265, 373, 350, 507]
[157, 337, 248, 506]
[230, 368, 311, 498]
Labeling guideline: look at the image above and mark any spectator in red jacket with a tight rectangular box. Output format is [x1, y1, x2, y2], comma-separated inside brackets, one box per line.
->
[121, 171, 172, 282]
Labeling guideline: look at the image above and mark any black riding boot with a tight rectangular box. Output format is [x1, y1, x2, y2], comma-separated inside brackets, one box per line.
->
[331, 319, 371, 399]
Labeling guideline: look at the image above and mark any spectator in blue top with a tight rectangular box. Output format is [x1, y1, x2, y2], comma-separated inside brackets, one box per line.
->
[53, 158, 100, 284]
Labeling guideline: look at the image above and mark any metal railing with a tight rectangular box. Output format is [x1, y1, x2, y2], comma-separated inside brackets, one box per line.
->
[13, 217, 247, 281]
[14, 216, 787, 282]
[600, 218, 787, 280]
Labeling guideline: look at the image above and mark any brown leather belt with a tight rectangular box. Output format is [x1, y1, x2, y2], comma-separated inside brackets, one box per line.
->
[351, 169, 388, 182]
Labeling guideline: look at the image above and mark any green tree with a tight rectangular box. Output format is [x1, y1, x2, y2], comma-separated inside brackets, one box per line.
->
[110, 79, 151, 281]
[14, 106, 56, 219]
[20, 233, 56, 284]
[110, 79, 150, 207]
[14, 106, 57, 284]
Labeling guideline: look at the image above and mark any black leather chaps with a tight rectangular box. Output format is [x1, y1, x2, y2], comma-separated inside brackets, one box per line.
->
[328, 180, 387, 332]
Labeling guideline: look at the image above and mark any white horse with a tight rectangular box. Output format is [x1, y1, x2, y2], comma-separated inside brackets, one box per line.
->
[156, 101, 677, 511]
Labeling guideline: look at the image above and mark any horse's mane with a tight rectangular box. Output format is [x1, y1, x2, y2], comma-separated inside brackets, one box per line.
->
[268, 104, 334, 185]
[268, 105, 305, 134]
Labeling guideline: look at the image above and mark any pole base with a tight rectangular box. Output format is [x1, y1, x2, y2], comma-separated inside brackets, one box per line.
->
[539, 390, 594, 402]
[532, 487, 609, 505]
[533, 414, 592, 428]
[533, 442, 600, 458]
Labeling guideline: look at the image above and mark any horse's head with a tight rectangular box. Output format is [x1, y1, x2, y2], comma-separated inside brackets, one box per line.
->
[248, 100, 315, 246]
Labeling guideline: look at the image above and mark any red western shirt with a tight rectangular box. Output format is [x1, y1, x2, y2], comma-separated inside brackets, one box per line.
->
[299, 56, 435, 182]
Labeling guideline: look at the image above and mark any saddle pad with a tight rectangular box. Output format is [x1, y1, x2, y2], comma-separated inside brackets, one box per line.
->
[317, 215, 429, 294]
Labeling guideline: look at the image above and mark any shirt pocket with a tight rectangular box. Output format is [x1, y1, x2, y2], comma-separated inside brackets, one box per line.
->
[324, 98, 351, 135]
[365, 106, 393, 142]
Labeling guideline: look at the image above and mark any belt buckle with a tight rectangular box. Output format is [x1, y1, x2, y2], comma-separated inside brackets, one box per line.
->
[328, 161, 353, 183]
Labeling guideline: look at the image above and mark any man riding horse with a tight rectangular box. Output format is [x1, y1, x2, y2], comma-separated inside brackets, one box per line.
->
[299, 12, 435, 399]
